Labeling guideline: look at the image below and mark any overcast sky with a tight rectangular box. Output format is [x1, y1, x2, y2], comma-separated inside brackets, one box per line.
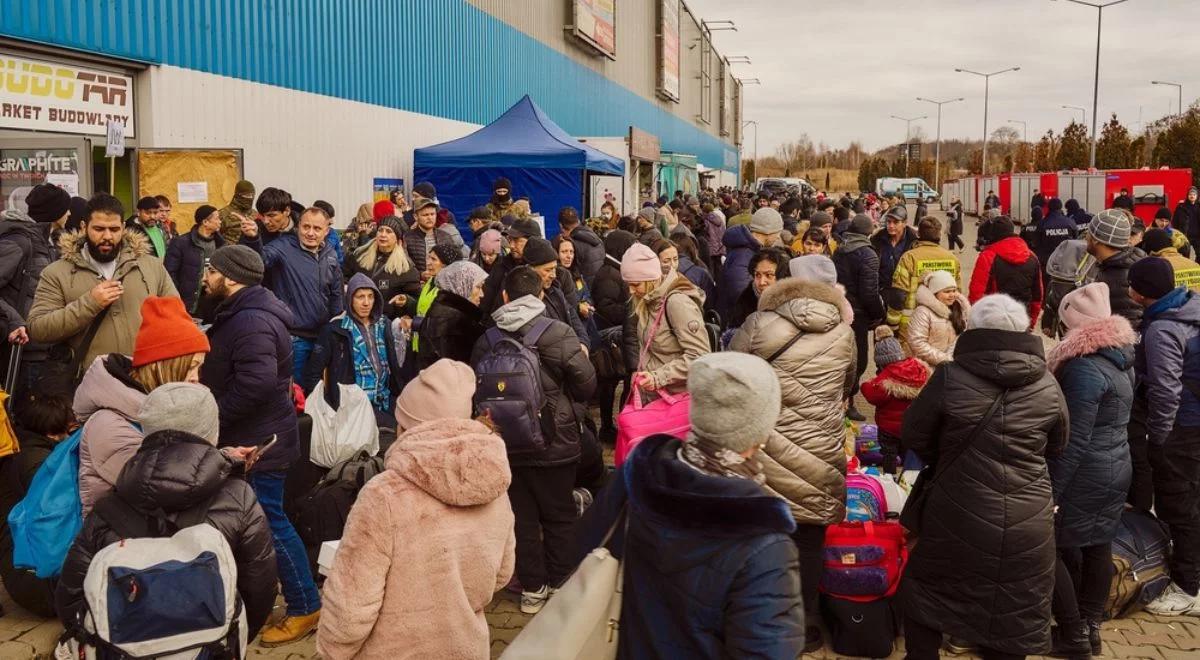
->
[685, 0, 1199, 157]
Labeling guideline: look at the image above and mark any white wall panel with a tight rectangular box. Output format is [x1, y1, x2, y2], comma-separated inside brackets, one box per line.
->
[141, 65, 479, 227]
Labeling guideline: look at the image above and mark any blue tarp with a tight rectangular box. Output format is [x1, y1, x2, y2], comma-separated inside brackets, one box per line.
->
[414, 95, 623, 238]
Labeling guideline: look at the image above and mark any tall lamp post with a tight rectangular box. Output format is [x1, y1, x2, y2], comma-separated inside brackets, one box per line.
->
[956, 66, 1021, 176]
[917, 96, 964, 191]
[742, 119, 758, 184]
[1152, 80, 1184, 117]
[1062, 104, 1086, 126]
[890, 114, 927, 177]
[1051, 0, 1131, 168]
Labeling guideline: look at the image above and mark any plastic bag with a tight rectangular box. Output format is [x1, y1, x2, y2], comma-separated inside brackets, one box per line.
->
[308, 381, 380, 468]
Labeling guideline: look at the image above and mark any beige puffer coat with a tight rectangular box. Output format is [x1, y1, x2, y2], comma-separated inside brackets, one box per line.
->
[631, 271, 710, 395]
[28, 230, 178, 372]
[902, 285, 970, 366]
[729, 278, 856, 525]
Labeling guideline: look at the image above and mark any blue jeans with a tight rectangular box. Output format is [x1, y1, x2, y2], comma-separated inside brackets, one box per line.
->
[291, 336, 315, 381]
[247, 470, 321, 616]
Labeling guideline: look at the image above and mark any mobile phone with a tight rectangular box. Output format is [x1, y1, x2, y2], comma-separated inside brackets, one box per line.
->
[247, 435, 278, 464]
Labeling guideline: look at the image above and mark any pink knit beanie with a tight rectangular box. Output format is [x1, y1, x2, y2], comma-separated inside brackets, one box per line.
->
[621, 243, 662, 282]
[394, 359, 476, 431]
[1058, 282, 1111, 330]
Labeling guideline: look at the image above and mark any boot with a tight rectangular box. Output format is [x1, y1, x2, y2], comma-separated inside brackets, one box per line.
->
[803, 625, 823, 653]
[1049, 620, 1091, 659]
[1087, 619, 1101, 656]
[259, 609, 321, 647]
[846, 403, 866, 422]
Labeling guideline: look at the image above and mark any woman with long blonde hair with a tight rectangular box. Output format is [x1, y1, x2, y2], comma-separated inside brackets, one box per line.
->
[345, 216, 421, 318]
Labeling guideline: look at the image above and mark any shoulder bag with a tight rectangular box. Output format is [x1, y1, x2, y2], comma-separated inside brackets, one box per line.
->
[899, 389, 1006, 536]
[615, 296, 691, 467]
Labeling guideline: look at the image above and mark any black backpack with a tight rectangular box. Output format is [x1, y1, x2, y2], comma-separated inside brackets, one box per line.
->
[292, 450, 385, 575]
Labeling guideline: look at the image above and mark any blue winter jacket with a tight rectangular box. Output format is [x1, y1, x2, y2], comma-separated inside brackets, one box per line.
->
[1137, 287, 1200, 442]
[200, 285, 299, 473]
[718, 224, 761, 322]
[247, 232, 344, 335]
[577, 435, 803, 660]
[679, 255, 716, 314]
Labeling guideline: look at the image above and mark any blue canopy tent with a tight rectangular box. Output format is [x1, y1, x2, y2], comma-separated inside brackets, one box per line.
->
[413, 95, 624, 239]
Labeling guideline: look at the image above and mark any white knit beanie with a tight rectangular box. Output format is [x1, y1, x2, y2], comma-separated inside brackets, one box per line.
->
[922, 269, 957, 294]
[967, 294, 1030, 332]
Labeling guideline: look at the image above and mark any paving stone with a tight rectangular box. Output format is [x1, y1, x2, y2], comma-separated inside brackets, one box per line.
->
[1107, 641, 1166, 659]
[0, 641, 34, 660]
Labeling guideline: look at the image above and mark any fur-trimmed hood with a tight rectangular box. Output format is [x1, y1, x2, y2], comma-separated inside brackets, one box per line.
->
[385, 418, 511, 507]
[757, 277, 853, 329]
[875, 358, 930, 400]
[915, 284, 969, 320]
[1047, 315, 1137, 375]
[57, 228, 152, 272]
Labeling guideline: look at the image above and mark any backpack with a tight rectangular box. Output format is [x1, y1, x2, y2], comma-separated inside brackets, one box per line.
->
[844, 473, 886, 522]
[1106, 509, 1172, 619]
[8, 425, 84, 578]
[473, 318, 552, 455]
[293, 450, 385, 573]
[854, 423, 882, 466]
[58, 494, 246, 659]
[590, 326, 626, 381]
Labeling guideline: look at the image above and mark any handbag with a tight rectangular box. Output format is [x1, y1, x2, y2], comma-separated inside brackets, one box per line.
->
[501, 510, 627, 660]
[591, 326, 627, 381]
[615, 297, 691, 467]
[899, 389, 1006, 535]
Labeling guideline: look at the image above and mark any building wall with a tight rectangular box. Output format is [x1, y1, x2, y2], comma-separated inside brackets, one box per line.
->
[0, 0, 739, 171]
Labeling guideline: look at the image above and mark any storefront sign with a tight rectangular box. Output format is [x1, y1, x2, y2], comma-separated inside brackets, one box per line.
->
[629, 127, 661, 162]
[657, 0, 681, 102]
[0, 147, 81, 212]
[0, 53, 135, 137]
[570, 0, 616, 59]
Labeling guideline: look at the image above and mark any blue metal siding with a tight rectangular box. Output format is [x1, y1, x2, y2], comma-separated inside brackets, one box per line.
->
[1, 0, 736, 169]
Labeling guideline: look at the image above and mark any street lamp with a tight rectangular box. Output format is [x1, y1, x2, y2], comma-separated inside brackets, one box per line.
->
[1062, 104, 1087, 125]
[1152, 80, 1184, 117]
[742, 120, 758, 183]
[890, 114, 927, 177]
[917, 97, 964, 190]
[1051, 0, 1132, 168]
[956, 66, 1021, 176]
[1007, 119, 1028, 142]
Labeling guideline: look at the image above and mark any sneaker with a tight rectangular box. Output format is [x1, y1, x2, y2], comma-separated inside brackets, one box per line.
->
[520, 586, 550, 614]
[944, 637, 975, 655]
[846, 404, 867, 422]
[259, 609, 321, 647]
[1146, 582, 1198, 616]
[573, 488, 594, 518]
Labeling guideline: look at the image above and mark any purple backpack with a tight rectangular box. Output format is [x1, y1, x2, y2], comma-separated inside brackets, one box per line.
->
[473, 318, 552, 455]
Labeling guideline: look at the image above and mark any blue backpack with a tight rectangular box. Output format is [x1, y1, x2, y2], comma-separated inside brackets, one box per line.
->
[473, 318, 552, 455]
[9, 426, 84, 578]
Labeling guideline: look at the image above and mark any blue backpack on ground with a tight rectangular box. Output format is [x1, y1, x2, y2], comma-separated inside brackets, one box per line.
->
[8, 426, 84, 578]
[474, 318, 552, 455]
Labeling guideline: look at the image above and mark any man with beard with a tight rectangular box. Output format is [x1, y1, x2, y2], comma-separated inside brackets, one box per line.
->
[485, 176, 522, 223]
[219, 180, 256, 243]
[125, 196, 171, 258]
[199, 245, 319, 644]
[27, 192, 177, 380]
[480, 217, 541, 319]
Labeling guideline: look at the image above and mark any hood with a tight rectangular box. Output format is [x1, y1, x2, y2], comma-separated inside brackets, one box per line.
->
[1148, 288, 1200, 325]
[603, 229, 636, 261]
[952, 328, 1048, 388]
[626, 435, 795, 571]
[571, 225, 602, 249]
[1065, 199, 1080, 214]
[344, 272, 382, 321]
[1100, 247, 1144, 269]
[492, 294, 547, 332]
[57, 229, 152, 270]
[877, 359, 931, 400]
[73, 354, 146, 424]
[0, 206, 35, 229]
[212, 284, 296, 329]
[385, 418, 510, 506]
[116, 430, 231, 513]
[838, 231, 872, 253]
[914, 285, 968, 320]
[722, 223, 760, 250]
[1047, 315, 1137, 374]
[757, 278, 848, 332]
[1046, 239, 1091, 281]
[990, 235, 1034, 264]
[1049, 198, 1064, 213]
[645, 270, 704, 308]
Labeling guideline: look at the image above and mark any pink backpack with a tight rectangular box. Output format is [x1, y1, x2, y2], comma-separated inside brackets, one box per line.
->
[615, 296, 692, 466]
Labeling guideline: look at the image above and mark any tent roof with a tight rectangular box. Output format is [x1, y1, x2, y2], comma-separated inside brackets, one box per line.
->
[414, 95, 624, 175]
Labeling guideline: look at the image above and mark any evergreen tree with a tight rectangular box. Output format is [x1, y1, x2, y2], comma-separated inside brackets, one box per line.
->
[1096, 113, 1133, 169]
[1057, 121, 1090, 170]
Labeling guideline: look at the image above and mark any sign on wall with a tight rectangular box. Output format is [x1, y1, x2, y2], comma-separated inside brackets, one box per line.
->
[0, 53, 135, 137]
[657, 0, 681, 102]
[570, 0, 616, 59]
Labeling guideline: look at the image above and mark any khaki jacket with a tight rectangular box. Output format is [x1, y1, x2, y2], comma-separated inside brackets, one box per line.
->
[633, 272, 710, 395]
[28, 230, 178, 370]
[1152, 247, 1200, 291]
[729, 278, 856, 525]
[902, 285, 970, 366]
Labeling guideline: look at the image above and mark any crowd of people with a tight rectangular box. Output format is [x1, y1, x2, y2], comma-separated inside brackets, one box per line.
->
[0, 172, 1197, 659]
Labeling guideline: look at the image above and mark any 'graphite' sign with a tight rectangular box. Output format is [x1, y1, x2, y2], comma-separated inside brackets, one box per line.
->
[0, 53, 135, 137]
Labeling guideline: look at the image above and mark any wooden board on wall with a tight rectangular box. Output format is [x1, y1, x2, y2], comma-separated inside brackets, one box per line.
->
[137, 149, 242, 233]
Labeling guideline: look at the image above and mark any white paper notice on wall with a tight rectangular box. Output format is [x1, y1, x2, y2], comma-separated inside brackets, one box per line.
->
[44, 173, 80, 197]
[177, 181, 209, 203]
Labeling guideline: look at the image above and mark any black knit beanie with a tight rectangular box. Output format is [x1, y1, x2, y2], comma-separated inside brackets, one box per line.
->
[26, 183, 71, 223]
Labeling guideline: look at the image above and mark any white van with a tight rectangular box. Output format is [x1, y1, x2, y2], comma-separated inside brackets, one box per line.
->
[876, 177, 938, 202]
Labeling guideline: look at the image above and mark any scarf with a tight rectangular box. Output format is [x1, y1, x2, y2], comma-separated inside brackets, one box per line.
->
[679, 434, 766, 485]
[342, 315, 391, 412]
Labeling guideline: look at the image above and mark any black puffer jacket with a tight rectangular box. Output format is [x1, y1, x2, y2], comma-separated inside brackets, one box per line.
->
[1095, 247, 1145, 325]
[570, 225, 605, 287]
[900, 329, 1068, 655]
[0, 210, 54, 338]
[833, 231, 885, 327]
[163, 228, 225, 315]
[55, 431, 278, 638]
[471, 297, 597, 468]
[417, 289, 484, 370]
[593, 230, 635, 330]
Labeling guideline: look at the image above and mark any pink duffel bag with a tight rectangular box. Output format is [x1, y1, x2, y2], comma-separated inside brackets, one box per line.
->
[615, 297, 692, 466]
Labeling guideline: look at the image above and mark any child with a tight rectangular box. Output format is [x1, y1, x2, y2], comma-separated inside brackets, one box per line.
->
[861, 326, 929, 473]
[903, 269, 970, 366]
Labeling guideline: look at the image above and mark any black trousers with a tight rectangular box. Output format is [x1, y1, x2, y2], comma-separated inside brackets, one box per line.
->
[947, 232, 965, 251]
[1126, 395, 1154, 511]
[1052, 544, 1113, 624]
[904, 615, 1024, 660]
[1149, 427, 1200, 594]
[790, 523, 827, 623]
[850, 320, 869, 397]
[509, 463, 578, 592]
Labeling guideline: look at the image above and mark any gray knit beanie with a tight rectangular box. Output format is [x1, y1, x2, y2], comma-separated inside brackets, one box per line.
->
[209, 245, 264, 286]
[873, 326, 905, 369]
[138, 383, 220, 446]
[687, 353, 781, 453]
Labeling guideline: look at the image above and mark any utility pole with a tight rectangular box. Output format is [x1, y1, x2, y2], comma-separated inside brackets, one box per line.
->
[956, 66, 1021, 176]
[1152, 80, 1184, 118]
[890, 114, 926, 177]
[1052, 0, 1131, 167]
[918, 97, 964, 191]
